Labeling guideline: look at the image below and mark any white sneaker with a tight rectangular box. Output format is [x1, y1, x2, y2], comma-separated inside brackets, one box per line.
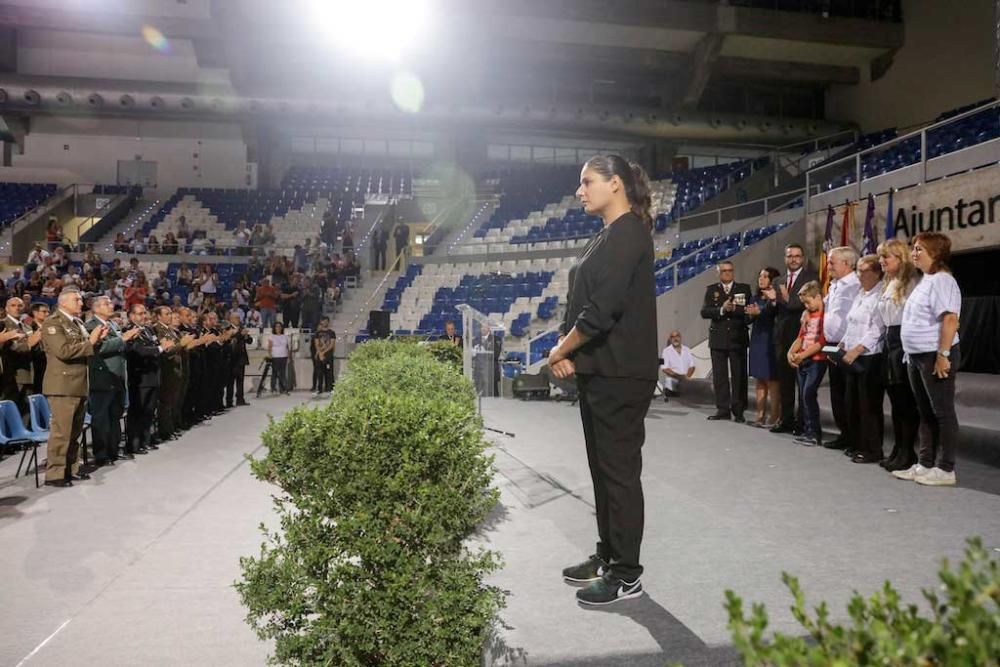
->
[914, 467, 957, 486]
[891, 464, 929, 481]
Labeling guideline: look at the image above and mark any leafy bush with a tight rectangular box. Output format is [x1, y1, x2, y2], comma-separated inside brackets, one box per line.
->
[426, 340, 463, 374]
[237, 342, 504, 666]
[725, 537, 1000, 666]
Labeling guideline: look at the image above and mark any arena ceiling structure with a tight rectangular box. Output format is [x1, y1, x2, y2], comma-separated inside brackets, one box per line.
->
[0, 0, 904, 144]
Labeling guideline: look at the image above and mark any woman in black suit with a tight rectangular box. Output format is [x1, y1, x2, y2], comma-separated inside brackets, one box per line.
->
[549, 155, 658, 606]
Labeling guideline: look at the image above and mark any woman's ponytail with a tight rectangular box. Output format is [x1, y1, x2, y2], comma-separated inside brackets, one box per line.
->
[628, 161, 653, 231]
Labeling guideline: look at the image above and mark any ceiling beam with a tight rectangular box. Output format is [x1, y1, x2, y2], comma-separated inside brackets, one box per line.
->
[714, 57, 860, 86]
[680, 34, 724, 110]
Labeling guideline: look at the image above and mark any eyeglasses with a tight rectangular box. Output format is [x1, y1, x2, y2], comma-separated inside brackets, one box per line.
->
[719, 268, 734, 273]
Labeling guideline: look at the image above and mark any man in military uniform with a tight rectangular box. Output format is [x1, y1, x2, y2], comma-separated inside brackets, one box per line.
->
[29, 303, 51, 394]
[87, 295, 140, 465]
[41, 288, 107, 487]
[124, 304, 173, 455]
[153, 306, 185, 441]
[1, 297, 43, 418]
[226, 312, 251, 407]
[178, 307, 206, 426]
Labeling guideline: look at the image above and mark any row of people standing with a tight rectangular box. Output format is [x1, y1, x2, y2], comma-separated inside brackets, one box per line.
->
[35, 288, 252, 488]
[702, 233, 962, 485]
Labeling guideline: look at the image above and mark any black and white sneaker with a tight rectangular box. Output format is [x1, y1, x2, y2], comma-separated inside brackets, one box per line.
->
[576, 573, 643, 606]
[561, 554, 608, 583]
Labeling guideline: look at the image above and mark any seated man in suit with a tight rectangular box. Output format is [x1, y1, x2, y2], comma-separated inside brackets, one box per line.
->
[700, 260, 753, 422]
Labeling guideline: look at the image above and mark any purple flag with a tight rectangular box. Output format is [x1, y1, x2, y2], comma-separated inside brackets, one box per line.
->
[861, 193, 876, 255]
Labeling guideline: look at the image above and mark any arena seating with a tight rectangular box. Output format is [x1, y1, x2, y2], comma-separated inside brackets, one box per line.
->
[456, 160, 758, 255]
[373, 258, 572, 339]
[817, 99, 998, 190]
[653, 223, 791, 296]
[137, 167, 412, 251]
[0, 182, 58, 227]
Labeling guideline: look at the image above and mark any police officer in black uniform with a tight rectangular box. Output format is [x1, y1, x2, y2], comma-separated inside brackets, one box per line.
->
[225, 312, 251, 407]
[124, 303, 173, 454]
[700, 260, 753, 422]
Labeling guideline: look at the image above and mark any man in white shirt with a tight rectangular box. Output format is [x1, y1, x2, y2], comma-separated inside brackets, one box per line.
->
[822, 246, 862, 451]
[660, 330, 696, 402]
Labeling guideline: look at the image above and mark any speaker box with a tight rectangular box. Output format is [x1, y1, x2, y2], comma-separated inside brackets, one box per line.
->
[512, 372, 551, 400]
[367, 310, 391, 339]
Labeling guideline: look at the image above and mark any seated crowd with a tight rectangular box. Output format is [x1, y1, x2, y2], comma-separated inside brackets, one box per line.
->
[692, 232, 962, 486]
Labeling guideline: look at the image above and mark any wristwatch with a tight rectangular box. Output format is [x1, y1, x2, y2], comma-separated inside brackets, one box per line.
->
[938, 349, 951, 358]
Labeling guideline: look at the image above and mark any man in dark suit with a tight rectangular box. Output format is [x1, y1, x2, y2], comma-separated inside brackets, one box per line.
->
[226, 312, 251, 407]
[700, 260, 753, 422]
[87, 295, 140, 465]
[153, 306, 184, 440]
[1, 297, 41, 419]
[125, 304, 173, 455]
[29, 302, 51, 394]
[770, 244, 819, 435]
[373, 227, 389, 271]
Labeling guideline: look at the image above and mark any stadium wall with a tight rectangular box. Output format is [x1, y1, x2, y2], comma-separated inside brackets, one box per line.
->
[826, 0, 994, 132]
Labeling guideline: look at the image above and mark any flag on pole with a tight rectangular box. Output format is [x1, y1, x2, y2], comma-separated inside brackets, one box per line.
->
[840, 199, 851, 247]
[884, 188, 895, 240]
[820, 205, 834, 294]
[861, 193, 877, 255]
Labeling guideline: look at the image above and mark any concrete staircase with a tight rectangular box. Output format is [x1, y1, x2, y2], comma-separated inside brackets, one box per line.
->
[330, 267, 401, 341]
[89, 197, 162, 251]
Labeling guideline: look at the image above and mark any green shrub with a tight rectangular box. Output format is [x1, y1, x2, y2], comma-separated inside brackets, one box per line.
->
[237, 343, 505, 666]
[725, 537, 1000, 666]
[426, 340, 463, 374]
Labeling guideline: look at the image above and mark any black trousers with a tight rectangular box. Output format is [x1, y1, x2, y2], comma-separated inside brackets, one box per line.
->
[311, 359, 333, 392]
[126, 385, 158, 453]
[89, 387, 125, 463]
[885, 380, 919, 465]
[710, 347, 748, 416]
[907, 346, 960, 472]
[843, 356, 885, 459]
[157, 381, 180, 440]
[774, 320, 801, 428]
[270, 357, 288, 392]
[577, 374, 655, 582]
[375, 245, 387, 270]
[827, 356, 850, 442]
[226, 365, 246, 405]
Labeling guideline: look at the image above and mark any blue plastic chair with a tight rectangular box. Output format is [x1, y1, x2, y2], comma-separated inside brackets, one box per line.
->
[0, 400, 40, 488]
[27, 394, 51, 440]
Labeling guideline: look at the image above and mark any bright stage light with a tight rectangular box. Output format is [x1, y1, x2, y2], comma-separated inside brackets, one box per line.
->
[308, 0, 432, 63]
[390, 71, 424, 113]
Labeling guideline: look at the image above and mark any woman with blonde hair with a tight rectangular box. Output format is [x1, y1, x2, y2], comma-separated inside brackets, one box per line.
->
[876, 239, 921, 472]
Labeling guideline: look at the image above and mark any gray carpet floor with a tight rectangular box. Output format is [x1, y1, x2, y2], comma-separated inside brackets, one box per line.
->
[479, 396, 1000, 666]
[0, 394, 312, 666]
[2, 393, 998, 667]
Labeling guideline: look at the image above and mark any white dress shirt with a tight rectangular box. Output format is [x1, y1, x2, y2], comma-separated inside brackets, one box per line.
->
[823, 271, 861, 343]
[661, 344, 695, 391]
[841, 282, 885, 355]
[875, 277, 918, 328]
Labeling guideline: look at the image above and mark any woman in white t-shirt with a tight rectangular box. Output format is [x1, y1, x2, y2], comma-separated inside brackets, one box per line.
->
[266, 321, 290, 394]
[894, 232, 962, 486]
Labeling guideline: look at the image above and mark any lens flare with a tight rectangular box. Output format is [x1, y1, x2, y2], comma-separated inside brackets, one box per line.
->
[390, 72, 425, 114]
[141, 25, 170, 52]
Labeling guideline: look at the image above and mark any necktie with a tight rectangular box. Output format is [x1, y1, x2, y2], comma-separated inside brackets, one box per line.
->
[787, 272, 794, 290]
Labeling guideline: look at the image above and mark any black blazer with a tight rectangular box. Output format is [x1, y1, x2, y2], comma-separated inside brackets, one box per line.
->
[774, 267, 819, 343]
[562, 212, 658, 381]
[125, 326, 161, 388]
[700, 282, 753, 350]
